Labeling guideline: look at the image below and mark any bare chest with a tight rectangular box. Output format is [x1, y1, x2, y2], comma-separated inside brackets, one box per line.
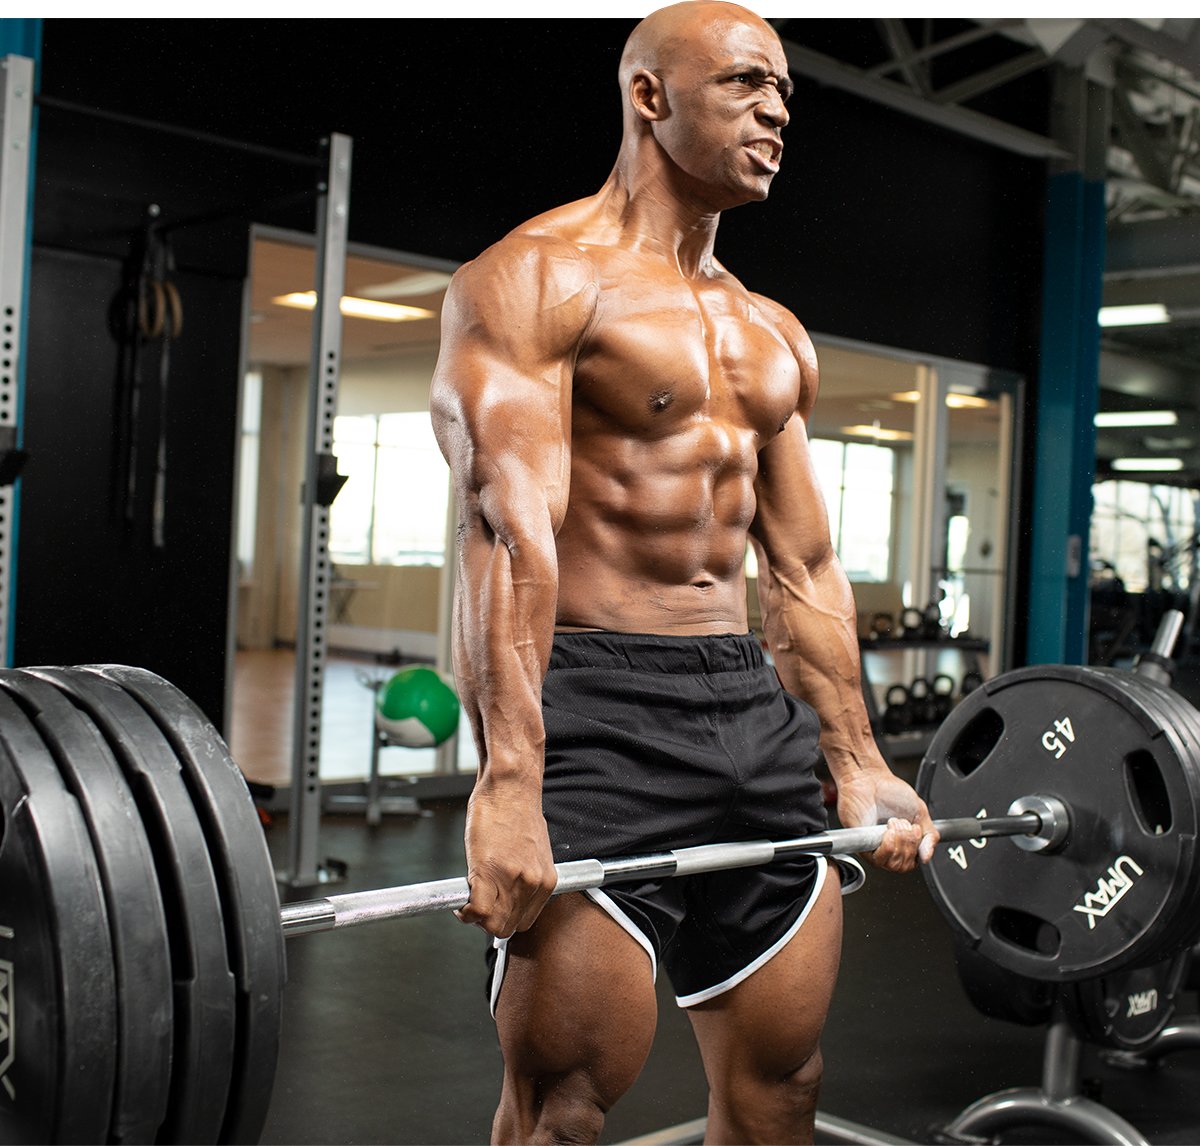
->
[573, 266, 800, 440]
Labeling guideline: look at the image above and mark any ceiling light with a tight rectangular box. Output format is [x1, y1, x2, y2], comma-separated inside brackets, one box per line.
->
[889, 390, 991, 409]
[840, 424, 914, 442]
[272, 291, 435, 322]
[358, 271, 454, 299]
[1111, 457, 1184, 472]
[1098, 304, 1169, 327]
[946, 394, 992, 410]
[1094, 410, 1179, 428]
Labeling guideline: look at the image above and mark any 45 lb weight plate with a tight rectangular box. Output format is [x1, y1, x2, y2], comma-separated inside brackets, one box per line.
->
[917, 665, 1200, 981]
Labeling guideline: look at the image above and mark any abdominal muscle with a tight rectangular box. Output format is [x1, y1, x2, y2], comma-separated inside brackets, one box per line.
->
[553, 431, 758, 636]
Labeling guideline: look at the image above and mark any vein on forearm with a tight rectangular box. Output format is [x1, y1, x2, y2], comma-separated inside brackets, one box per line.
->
[758, 546, 876, 771]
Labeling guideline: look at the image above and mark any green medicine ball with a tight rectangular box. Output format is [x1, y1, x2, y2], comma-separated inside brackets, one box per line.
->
[375, 665, 461, 747]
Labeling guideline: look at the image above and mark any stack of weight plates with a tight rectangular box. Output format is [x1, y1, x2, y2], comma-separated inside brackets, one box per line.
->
[0, 666, 285, 1145]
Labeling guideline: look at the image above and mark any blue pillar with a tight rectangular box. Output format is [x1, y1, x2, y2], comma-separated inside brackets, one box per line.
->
[0, 19, 41, 58]
[1064, 179, 1106, 659]
[0, 19, 41, 665]
[1025, 75, 1106, 667]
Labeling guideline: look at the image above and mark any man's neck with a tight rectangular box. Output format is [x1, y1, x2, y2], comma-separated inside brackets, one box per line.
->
[599, 158, 722, 278]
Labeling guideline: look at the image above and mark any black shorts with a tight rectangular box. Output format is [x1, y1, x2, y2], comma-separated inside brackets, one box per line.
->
[487, 631, 864, 1013]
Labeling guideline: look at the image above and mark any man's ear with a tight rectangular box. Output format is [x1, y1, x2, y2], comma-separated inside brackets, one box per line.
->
[630, 68, 669, 122]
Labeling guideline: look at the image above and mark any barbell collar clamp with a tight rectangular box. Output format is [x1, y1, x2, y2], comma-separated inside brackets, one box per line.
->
[1007, 794, 1071, 852]
[279, 806, 1054, 938]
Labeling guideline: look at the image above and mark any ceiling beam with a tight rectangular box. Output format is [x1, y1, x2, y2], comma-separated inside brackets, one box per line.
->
[866, 22, 1021, 79]
[876, 18, 930, 96]
[1112, 82, 1176, 191]
[779, 37, 1071, 160]
[1107, 214, 1200, 276]
[1094, 19, 1200, 78]
[932, 49, 1050, 106]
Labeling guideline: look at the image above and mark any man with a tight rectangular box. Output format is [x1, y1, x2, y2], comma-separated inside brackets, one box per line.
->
[431, 4, 939, 1142]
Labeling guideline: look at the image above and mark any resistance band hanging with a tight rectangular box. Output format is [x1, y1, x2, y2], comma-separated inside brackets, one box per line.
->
[111, 207, 183, 547]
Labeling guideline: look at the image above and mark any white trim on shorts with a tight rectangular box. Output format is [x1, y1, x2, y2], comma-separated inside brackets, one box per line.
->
[835, 855, 867, 895]
[674, 855, 834, 1009]
[488, 855, 865, 1019]
[488, 887, 658, 1020]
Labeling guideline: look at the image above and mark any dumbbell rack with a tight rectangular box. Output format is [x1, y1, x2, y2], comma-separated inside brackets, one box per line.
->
[858, 634, 990, 761]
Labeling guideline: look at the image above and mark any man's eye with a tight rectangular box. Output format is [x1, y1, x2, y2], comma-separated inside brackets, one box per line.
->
[733, 74, 752, 84]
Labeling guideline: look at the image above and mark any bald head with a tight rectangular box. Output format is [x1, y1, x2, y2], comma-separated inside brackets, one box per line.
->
[612, 1, 791, 209]
[619, 2, 779, 90]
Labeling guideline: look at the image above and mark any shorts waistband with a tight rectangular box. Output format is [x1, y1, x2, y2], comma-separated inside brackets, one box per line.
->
[548, 630, 765, 675]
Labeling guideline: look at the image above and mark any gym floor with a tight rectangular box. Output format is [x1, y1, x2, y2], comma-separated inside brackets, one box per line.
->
[251, 655, 1200, 1145]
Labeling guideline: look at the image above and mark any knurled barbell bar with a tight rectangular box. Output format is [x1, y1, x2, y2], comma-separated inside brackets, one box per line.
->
[278, 798, 1067, 937]
[2, 622, 1200, 1145]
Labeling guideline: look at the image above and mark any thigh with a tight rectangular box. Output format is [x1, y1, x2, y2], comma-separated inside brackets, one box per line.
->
[685, 865, 843, 1083]
[495, 892, 659, 1104]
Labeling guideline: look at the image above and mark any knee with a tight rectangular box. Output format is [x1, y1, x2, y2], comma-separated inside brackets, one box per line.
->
[535, 1091, 606, 1145]
[708, 1046, 825, 1143]
[777, 1046, 823, 1115]
[494, 1076, 608, 1146]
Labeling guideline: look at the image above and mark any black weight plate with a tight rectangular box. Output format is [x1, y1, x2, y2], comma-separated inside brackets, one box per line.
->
[28, 669, 238, 1145]
[88, 666, 286, 1146]
[1084, 669, 1200, 960]
[0, 672, 174, 1143]
[917, 664, 1200, 981]
[1063, 947, 1190, 1051]
[0, 690, 116, 1144]
[953, 939, 1055, 1027]
[1087, 669, 1200, 958]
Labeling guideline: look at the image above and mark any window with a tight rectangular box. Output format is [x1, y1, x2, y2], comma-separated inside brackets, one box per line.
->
[330, 412, 450, 566]
[808, 438, 895, 582]
[1091, 481, 1198, 594]
[236, 370, 262, 579]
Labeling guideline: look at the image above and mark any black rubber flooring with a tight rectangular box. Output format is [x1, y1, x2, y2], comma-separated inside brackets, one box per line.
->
[259, 649, 1200, 1143]
[262, 796, 1200, 1145]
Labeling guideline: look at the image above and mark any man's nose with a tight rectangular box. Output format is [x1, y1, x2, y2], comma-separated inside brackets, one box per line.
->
[759, 87, 789, 129]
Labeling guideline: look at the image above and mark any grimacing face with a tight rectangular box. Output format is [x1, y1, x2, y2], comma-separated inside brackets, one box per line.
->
[650, 14, 792, 211]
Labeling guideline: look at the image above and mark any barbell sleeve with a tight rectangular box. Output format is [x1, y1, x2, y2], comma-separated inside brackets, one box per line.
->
[279, 808, 1050, 938]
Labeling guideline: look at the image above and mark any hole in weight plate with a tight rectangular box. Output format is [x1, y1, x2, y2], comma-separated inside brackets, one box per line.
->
[946, 706, 1004, 777]
[1124, 748, 1173, 835]
[989, 905, 1061, 957]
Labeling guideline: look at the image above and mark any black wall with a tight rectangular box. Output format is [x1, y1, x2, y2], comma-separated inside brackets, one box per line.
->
[16, 19, 1050, 718]
[17, 246, 244, 724]
[36, 18, 1047, 376]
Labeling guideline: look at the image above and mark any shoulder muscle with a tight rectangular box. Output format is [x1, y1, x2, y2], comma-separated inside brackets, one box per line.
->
[748, 292, 819, 419]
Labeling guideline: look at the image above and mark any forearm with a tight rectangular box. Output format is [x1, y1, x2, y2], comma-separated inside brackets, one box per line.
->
[453, 513, 558, 790]
[758, 550, 884, 779]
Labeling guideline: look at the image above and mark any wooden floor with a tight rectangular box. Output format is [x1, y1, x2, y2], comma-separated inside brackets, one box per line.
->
[228, 648, 477, 787]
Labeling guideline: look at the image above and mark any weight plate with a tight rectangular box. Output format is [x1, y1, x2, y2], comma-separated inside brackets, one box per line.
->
[0, 672, 174, 1143]
[917, 664, 1200, 981]
[1062, 947, 1190, 1051]
[28, 669, 238, 1145]
[88, 666, 286, 1146]
[953, 939, 1055, 1027]
[0, 690, 116, 1144]
[1087, 668, 1200, 959]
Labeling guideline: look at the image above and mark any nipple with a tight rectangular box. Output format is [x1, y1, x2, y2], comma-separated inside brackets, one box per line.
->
[648, 389, 674, 414]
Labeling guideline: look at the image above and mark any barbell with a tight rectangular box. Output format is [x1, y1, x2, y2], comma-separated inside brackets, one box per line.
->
[1, 639, 1199, 1145]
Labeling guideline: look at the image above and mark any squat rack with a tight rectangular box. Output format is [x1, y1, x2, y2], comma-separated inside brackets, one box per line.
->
[0, 53, 351, 887]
